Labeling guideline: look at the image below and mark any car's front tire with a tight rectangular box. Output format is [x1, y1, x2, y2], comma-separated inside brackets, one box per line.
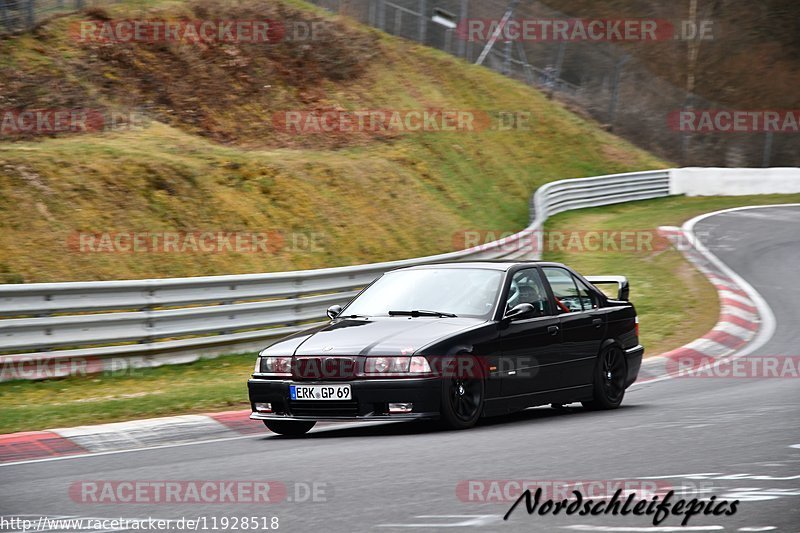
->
[264, 420, 316, 436]
[582, 345, 627, 411]
[439, 356, 485, 430]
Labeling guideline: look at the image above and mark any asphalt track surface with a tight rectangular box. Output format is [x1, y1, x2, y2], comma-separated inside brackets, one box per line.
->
[1, 205, 799, 533]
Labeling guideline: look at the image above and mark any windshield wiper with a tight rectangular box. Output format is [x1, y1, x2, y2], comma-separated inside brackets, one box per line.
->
[388, 310, 458, 318]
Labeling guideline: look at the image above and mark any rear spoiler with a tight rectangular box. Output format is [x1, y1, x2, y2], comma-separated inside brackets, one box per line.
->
[585, 276, 630, 301]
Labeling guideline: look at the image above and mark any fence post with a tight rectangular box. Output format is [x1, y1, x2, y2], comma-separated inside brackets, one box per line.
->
[457, 0, 468, 58]
[762, 131, 773, 168]
[680, 94, 696, 165]
[393, 7, 401, 35]
[553, 41, 566, 80]
[503, 39, 512, 75]
[607, 55, 629, 130]
[1, 1, 9, 34]
[26, 0, 34, 28]
[418, 0, 426, 44]
[514, 41, 534, 85]
[377, 0, 385, 31]
[546, 41, 567, 98]
[368, 0, 376, 27]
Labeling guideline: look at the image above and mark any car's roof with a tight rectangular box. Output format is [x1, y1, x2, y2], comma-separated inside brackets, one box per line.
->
[391, 261, 566, 272]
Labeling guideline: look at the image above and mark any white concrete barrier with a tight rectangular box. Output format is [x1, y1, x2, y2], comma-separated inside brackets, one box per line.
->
[671, 167, 800, 196]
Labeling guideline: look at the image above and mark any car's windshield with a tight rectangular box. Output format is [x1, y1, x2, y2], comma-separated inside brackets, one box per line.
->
[343, 268, 503, 319]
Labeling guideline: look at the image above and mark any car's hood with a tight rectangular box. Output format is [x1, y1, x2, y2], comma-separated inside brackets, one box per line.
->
[293, 317, 486, 357]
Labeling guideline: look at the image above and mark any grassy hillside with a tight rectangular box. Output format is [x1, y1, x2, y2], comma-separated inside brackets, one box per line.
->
[0, 0, 665, 283]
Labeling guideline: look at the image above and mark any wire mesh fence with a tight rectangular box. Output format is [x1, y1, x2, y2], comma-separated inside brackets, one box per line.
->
[1, 0, 795, 166]
[309, 0, 798, 167]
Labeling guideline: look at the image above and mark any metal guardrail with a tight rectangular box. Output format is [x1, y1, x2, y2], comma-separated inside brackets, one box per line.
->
[0, 169, 673, 380]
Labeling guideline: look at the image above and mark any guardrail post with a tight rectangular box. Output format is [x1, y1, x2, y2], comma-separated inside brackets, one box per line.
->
[220, 302, 233, 336]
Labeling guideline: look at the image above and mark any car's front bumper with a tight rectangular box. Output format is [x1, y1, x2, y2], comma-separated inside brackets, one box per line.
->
[624, 344, 644, 387]
[248, 377, 441, 422]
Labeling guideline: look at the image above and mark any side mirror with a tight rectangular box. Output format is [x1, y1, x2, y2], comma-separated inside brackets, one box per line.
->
[327, 305, 343, 320]
[504, 303, 535, 321]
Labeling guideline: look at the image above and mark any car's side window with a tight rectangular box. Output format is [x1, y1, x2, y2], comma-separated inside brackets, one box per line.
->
[542, 267, 583, 313]
[573, 276, 599, 311]
[506, 268, 550, 317]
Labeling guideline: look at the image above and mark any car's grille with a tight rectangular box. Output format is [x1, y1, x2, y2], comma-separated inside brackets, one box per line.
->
[288, 400, 359, 418]
[292, 357, 359, 381]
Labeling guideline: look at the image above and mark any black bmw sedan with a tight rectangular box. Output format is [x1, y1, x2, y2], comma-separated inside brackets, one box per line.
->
[248, 261, 643, 435]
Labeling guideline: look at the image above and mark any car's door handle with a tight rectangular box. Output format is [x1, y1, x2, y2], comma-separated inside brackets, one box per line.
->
[548, 325, 559, 336]
[592, 318, 603, 328]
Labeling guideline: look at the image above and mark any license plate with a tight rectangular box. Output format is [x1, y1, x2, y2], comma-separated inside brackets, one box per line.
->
[290, 384, 352, 401]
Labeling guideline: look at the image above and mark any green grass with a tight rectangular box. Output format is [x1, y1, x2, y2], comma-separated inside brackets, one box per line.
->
[0, 354, 255, 434]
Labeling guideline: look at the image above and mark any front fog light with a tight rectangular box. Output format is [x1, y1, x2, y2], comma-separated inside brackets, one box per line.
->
[389, 403, 413, 414]
[255, 403, 273, 413]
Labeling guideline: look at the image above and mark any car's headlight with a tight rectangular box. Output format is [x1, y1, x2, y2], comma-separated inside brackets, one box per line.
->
[257, 356, 293, 376]
[364, 356, 431, 375]
[409, 356, 432, 374]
